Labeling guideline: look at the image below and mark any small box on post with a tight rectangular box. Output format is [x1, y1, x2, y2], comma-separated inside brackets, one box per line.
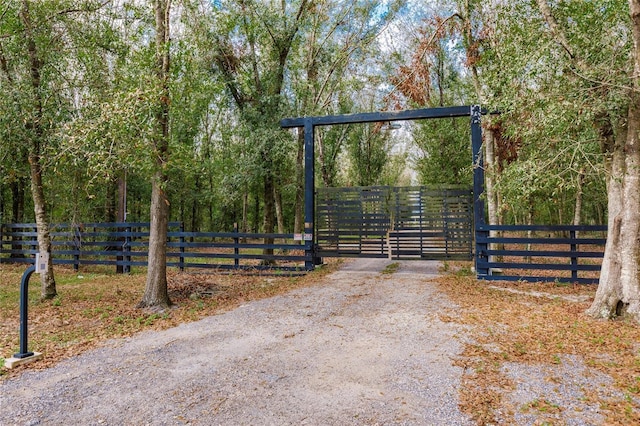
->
[36, 251, 49, 274]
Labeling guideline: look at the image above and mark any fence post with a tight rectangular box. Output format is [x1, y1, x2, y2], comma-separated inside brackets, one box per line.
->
[233, 223, 240, 268]
[73, 224, 80, 272]
[123, 225, 131, 274]
[443, 192, 450, 258]
[570, 229, 578, 281]
[179, 223, 185, 272]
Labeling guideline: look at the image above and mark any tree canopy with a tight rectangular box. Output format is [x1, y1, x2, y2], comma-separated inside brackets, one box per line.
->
[1, 0, 637, 316]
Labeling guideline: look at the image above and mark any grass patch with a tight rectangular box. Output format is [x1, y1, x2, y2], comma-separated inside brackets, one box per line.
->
[381, 262, 400, 275]
[1, 260, 341, 379]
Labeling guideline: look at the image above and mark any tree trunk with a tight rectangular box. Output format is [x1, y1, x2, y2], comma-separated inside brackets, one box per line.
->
[116, 171, 126, 274]
[242, 191, 248, 229]
[274, 184, 285, 234]
[253, 193, 260, 233]
[29, 154, 56, 299]
[139, 0, 172, 310]
[587, 0, 640, 320]
[573, 167, 585, 242]
[241, 191, 248, 243]
[139, 173, 171, 310]
[106, 176, 117, 223]
[525, 196, 534, 264]
[262, 172, 275, 263]
[21, 0, 56, 299]
[586, 120, 629, 318]
[10, 178, 27, 259]
[10, 178, 26, 224]
[317, 132, 332, 187]
[191, 176, 199, 232]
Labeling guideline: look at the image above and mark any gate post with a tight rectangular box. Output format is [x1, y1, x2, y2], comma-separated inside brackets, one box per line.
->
[471, 105, 489, 277]
[304, 118, 317, 270]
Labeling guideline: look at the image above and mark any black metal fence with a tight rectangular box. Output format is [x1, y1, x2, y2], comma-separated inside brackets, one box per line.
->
[475, 224, 607, 284]
[0, 222, 311, 273]
[1, 221, 609, 283]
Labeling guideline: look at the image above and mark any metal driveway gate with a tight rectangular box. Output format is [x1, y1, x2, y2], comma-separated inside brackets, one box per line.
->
[281, 105, 486, 271]
[316, 186, 473, 260]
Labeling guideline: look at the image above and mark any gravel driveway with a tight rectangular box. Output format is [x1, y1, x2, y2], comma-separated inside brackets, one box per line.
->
[0, 259, 472, 425]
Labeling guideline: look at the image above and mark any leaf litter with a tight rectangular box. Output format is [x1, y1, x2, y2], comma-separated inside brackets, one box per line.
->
[436, 262, 640, 425]
[1, 260, 639, 425]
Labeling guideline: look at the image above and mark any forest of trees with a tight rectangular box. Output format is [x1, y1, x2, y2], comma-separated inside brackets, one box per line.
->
[1, 0, 639, 319]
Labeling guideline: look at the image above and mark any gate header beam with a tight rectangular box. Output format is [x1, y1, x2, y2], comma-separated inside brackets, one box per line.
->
[281, 105, 479, 128]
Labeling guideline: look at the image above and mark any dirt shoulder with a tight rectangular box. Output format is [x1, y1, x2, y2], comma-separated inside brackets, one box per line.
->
[0, 259, 473, 425]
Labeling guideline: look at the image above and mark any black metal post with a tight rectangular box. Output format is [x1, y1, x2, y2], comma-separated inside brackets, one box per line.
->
[233, 223, 240, 268]
[73, 224, 80, 272]
[471, 105, 489, 277]
[179, 223, 185, 272]
[304, 118, 316, 270]
[570, 229, 578, 281]
[14, 265, 36, 359]
[123, 225, 131, 274]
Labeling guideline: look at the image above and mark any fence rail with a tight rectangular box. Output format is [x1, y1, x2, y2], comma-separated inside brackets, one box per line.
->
[0, 222, 311, 273]
[475, 224, 607, 284]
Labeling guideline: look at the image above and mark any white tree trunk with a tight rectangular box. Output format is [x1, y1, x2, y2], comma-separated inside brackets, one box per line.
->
[21, 0, 56, 299]
[29, 155, 56, 299]
[587, 0, 640, 320]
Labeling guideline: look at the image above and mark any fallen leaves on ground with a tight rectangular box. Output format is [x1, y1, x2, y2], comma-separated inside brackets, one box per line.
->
[436, 263, 640, 425]
[0, 261, 340, 379]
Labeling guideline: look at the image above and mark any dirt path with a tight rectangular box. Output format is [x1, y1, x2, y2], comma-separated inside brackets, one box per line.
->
[0, 259, 472, 425]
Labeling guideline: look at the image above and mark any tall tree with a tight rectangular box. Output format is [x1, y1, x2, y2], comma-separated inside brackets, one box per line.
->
[586, 0, 640, 320]
[486, 0, 635, 319]
[138, 0, 173, 309]
[0, 0, 86, 299]
[210, 0, 310, 252]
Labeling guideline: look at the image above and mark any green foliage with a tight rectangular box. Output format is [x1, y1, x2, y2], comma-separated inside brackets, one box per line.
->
[346, 123, 392, 186]
[0, 0, 625, 232]
[413, 119, 472, 186]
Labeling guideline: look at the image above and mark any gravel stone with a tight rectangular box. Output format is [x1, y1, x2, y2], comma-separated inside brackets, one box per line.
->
[0, 259, 473, 425]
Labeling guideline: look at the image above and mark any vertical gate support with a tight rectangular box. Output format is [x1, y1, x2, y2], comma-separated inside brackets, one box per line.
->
[4, 265, 43, 369]
[471, 105, 489, 277]
[304, 118, 317, 270]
